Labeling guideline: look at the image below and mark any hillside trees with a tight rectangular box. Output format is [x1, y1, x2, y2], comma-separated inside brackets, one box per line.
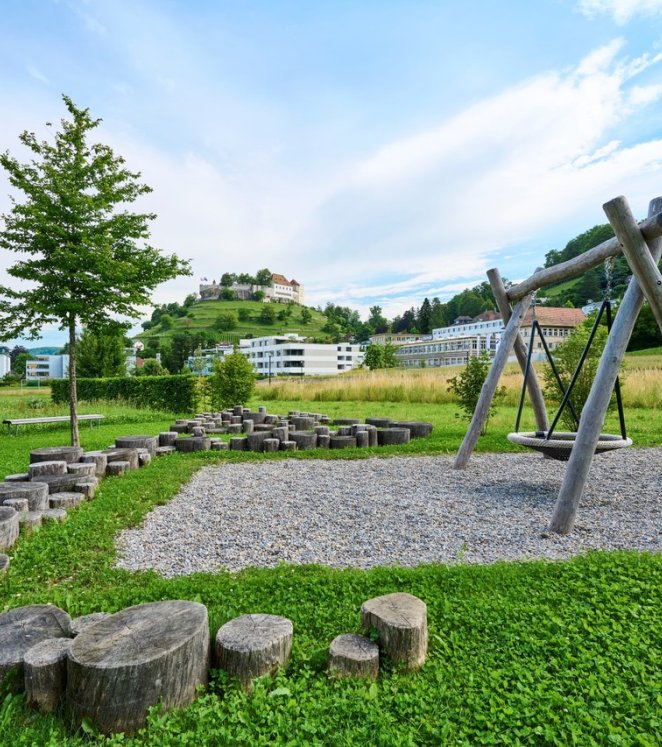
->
[0, 96, 190, 444]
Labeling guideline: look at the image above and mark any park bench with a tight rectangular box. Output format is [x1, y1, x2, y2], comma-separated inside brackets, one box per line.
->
[3, 414, 104, 436]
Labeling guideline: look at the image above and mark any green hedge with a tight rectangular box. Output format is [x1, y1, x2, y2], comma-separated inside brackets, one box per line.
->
[51, 375, 197, 413]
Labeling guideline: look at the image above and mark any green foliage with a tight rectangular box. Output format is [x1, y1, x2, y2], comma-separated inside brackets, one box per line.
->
[76, 326, 127, 378]
[134, 358, 167, 376]
[383, 343, 398, 368]
[237, 308, 251, 322]
[259, 305, 277, 324]
[208, 349, 256, 409]
[10, 351, 33, 376]
[628, 303, 662, 351]
[51, 374, 197, 412]
[252, 289, 265, 302]
[543, 316, 612, 431]
[220, 287, 235, 301]
[448, 351, 503, 432]
[213, 311, 237, 332]
[363, 344, 384, 370]
[300, 307, 312, 324]
[255, 267, 272, 286]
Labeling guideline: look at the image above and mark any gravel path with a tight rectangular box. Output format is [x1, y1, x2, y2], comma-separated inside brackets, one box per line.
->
[116, 449, 661, 577]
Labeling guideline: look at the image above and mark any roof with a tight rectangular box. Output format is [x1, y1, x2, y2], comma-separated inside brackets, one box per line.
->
[473, 310, 501, 322]
[522, 307, 586, 327]
[271, 273, 290, 285]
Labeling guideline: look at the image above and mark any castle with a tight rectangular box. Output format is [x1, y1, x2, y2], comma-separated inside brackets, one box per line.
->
[199, 273, 304, 305]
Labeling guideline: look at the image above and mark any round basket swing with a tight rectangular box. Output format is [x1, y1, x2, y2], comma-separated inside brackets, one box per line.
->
[507, 298, 630, 462]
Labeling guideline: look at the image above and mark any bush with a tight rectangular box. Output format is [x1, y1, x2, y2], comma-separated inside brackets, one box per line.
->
[214, 312, 238, 331]
[447, 352, 503, 433]
[51, 374, 197, 413]
[208, 350, 256, 409]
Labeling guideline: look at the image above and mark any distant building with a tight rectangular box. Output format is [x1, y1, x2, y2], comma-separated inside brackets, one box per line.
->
[185, 345, 234, 376]
[25, 354, 70, 381]
[199, 273, 304, 304]
[368, 333, 429, 346]
[0, 354, 10, 378]
[240, 335, 363, 377]
[396, 307, 586, 368]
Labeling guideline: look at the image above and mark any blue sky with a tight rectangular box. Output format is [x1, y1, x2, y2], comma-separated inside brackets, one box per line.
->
[2, 0, 662, 347]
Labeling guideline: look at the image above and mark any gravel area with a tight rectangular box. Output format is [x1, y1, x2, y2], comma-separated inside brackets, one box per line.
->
[116, 449, 661, 577]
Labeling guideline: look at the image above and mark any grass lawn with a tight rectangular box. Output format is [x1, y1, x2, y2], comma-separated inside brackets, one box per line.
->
[0, 389, 660, 745]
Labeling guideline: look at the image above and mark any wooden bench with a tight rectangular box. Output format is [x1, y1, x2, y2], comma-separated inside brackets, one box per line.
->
[3, 415, 104, 436]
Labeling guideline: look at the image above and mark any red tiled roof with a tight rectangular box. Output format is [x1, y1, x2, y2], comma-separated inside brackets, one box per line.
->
[271, 273, 290, 285]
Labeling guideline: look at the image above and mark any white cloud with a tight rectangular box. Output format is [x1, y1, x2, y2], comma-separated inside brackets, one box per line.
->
[577, 0, 662, 23]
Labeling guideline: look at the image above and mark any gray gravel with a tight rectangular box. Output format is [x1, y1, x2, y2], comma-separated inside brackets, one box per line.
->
[115, 449, 661, 577]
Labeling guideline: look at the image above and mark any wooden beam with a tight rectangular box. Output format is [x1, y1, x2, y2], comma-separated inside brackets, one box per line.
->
[487, 268, 549, 431]
[605, 196, 662, 334]
[453, 293, 533, 469]
[548, 196, 662, 534]
[507, 207, 662, 302]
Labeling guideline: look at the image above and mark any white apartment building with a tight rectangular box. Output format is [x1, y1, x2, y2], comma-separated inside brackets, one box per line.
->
[25, 354, 70, 381]
[185, 345, 234, 375]
[240, 335, 363, 377]
[0, 354, 10, 378]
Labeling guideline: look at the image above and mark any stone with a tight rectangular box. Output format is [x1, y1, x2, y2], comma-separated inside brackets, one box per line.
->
[49, 493, 84, 510]
[390, 421, 434, 438]
[0, 605, 71, 691]
[158, 432, 178, 447]
[42, 508, 68, 523]
[214, 614, 293, 691]
[0, 506, 19, 551]
[81, 452, 108, 477]
[0, 482, 49, 511]
[68, 612, 111, 637]
[175, 437, 211, 453]
[377, 428, 411, 446]
[361, 592, 427, 670]
[67, 462, 97, 478]
[288, 432, 318, 450]
[329, 436, 357, 449]
[3, 497, 29, 513]
[328, 634, 379, 679]
[67, 600, 209, 736]
[230, 437, 248, 451]
[263, 438, 280, 453]
[28, 461, 67, 479]
[29, 447, 84, 464]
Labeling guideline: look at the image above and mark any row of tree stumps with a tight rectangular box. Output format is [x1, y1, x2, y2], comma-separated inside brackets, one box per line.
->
[0, 592, 427, 736]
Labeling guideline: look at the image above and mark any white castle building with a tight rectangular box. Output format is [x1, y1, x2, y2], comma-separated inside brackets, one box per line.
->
[200, 273, 304, 304]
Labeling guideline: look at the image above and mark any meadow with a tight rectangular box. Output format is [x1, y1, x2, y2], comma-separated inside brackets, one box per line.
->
[0, 359, 660, 745]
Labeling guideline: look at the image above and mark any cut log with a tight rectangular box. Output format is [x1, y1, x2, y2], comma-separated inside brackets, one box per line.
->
[247, 432, 273, 452]
[175, 437, 211, 452]
[366, 426, 378, 447]
[263, 438, 280, 453]
[317, 435, 330, 449]
[279, 440, 297, 451]
[328, 634, 379, 679]
[35, 474, 84, 494]
[365, 417, 392, 428]
[242, 419, 255, 434]
[168, 424, 189, 434]
[355, 431, 369, 448]
[361, 592, 427, 671]
[0, 554, 8, 574]
[106, 461, 130, 477]
[0, 482, 49, 511]
[337, 426, 352, 436]
[68, 612, 111, 637]
[0, 506, 19, 551]
[49, 492, 84, 509]
[0, 604, 71, 691]
[67, 462, 97, 478]
[136, 449, 152, 467]
[289, 432, 318, 450]
[42, 508, 68, 523]
[155, 445, 177, 456]
[390, 421, 433, 438]
[272, 426, 289, 442]
[4, 473, 29, 482]
[314, 425, 330, 436]
[214, 614, 293, 691]
[67, 600, 209, 736]
[3, 497, 28, 512]
[191, 427, 205, 437]
[158, 432, 178, 447]
[333, 418, 361, 425]
[329, 435, 357, 449]
[103, 448, 139, 471]
[227, 424, 243, 434]
[74, 479, 98, 500]
[19, 511, 43, 530]
[377, 428, 411, 446]
[211, 441, 229, 451]
[24, 637, 73, 712]
[81, 452, 108, 477]
[28, 461, 67, 479]
[230, 437, 248, 451]
[115, 435, 158, 456]
[30, 447, 83, 464]
[242, 411, 266, 424]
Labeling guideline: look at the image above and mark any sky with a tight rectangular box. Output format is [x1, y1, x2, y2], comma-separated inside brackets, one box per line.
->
[2, 0, 662, 347]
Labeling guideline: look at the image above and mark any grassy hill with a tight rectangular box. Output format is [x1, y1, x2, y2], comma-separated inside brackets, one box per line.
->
[137, 299, 331, 346]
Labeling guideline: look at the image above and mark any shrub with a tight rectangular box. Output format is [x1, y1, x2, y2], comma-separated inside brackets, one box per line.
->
[208, 349, 256, 409]
[447, 352, 503, 433]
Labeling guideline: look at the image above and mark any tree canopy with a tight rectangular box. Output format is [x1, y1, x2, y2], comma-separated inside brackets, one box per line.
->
[0, 95, 191, 444]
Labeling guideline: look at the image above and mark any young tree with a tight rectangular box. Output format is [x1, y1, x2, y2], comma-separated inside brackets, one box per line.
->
[209, 347, 256, 409]
[447, 352, 504, 434]
[238, 308, 251, 322]
[383, 343, 399, 368]
[300, 307, 312, 324]
[0, 96, 190, 445]
[214, 311, 237, 331]
[134, 358, 167, 376]
[255, 268, 272, 286]
[77, 324, 127, 378]
[363, 344, 384, 370]
[259, 305, 276, 324]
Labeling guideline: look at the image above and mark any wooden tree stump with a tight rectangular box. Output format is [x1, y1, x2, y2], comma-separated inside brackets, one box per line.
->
[0, 554, 8, 574]
[103, 448, 139, 470]
[4, 473, 29, 482]
[263, 438, 280, 453]
[279, 440, 297, 451]
[155, 446, 177, 456]
[291, 416, 315, 431]
[0, 506, 19, 551]
[247, 432, 272, 451]
[317, 435, 331, 449]
[28, 461, 67, 479]
[74, 479, 98, 500]
[0, 482, 49, 511]
[230, 437, 248, 451]
[333, 418, 361, 426]
[328, 634, 379, 679]
[136, 449, 152, 467]
[214, 614, 293, 691]
[67, 600, 209, 736]
[191, 427, 206, 437]
[169, 424, 189, 434]
[314, 425, 330, 436]
[37, 474, 84, 494]
[159, 432, 178, 447]
[289, 432, 318, 450]
[366, 426, 378, 447]
[30, 447, 83, 464]
[81, 452, 108, 477]
[68, 612, 111, 636]
[242, 419, 255, 434]
[42, 508, 68, 523]
[361, 593, 427, 670]
[0, 604, 71, 690]
[49, 493, 84, 509]
[211, 441, 229, 451]
[329, 436, 357, 449]
[243, 411, 266, 424]
[365, 417, 392, 428]
[391, 421, 434, 438]
[24, 637, 73, 712]
[377, 428, 411, 446]
[355, 431, 369, 448]
[19, 511, 43, 530]
[106, 461, 130, 477]
[272, 426, 289, 442]
[67, 462, 97, 478]
[175, 437, 211, 452]
[3, 496, 28, 513]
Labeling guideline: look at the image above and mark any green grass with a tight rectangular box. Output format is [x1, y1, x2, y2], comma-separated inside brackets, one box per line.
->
[0, 391, 660, 744]
[137, 299, 330, 345]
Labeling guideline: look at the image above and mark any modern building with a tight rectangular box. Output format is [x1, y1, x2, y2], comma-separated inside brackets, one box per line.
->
[240, 335, 363, 377]
[185, 345, 234, 376]
[368, 333, 429, 346]
[200, 273, 304, 305]
[25, 354, 70, 382]
[396, 307, 586, 368]
[0, 354, 10, 378]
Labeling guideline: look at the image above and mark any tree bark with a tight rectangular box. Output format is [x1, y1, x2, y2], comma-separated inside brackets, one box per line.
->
[68, 316, 80, 447]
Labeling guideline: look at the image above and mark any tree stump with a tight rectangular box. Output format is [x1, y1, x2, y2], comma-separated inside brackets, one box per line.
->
[67, 600, 209, 736]
[37, 474, 84, 494]
[279, 440, 297, 451]
[67, 462, 97, 478]
[242, 419, 255, 434]
[0, 482, 49, 511]
[19, 511, 43, 530]
[329, 436, 357, 449]
[214, 614, 293, 691]
[233, 405, 244, 416]
[230, 437, 248, 451]
[175, 437, 211, 452]
[158, 432, 178, 447]
[377, 428, 411, 446]
[0, 506, 19, 551]
[243, 411, 266, 424]
[317, 435, 331, 449]
[247, 432, 272, 451]
[230, 415, 242, 425]
[136, 449, 152, 467]
[42, 508, 68, 523]
[328, 634, 379, 679]
[271, 426, 289, 442]
[81, 452, 108, 477]
[155, 446, 177, 456]
[333, 418, 361, 426]
[28, 461, 67, 479]
[227, 424, 243, 434]
[314, 425, 330, 436]
[68, 612, 111, 637]
[361, 593, 427, 670]
[30, 446, 84, 464]
[289, 432, 318, 450]
[355, 431, 369, 448]
[103, 448, 140, 470]
[391, 421, 434, 438]
[49, 492, 84, 509]
[191, 427, 206, 437]
[0, 604, 71, 690]
[74, 479, 98, 500]
[0, 554, 8, 575]
[4, 473, 29, 482]
[168, 424, 189, 434]
[3, 497, 28, 513]
[24, 637, 73, 712]
[365, 417, 392, 428]
[211, 441, 229, 451]
[291, 416, 315, 431]
[263, 438, 280, 453]
[366, 426, 378, 447]
[106, 461, 130, 477]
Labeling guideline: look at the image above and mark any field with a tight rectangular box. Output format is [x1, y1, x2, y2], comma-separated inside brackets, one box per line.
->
[0, 361, 660, 745]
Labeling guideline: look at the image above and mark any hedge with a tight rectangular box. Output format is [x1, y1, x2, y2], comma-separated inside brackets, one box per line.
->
[51, 375, 198, 413]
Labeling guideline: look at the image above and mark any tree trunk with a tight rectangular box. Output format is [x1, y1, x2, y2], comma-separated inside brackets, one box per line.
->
[68, 316, 80, 447]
